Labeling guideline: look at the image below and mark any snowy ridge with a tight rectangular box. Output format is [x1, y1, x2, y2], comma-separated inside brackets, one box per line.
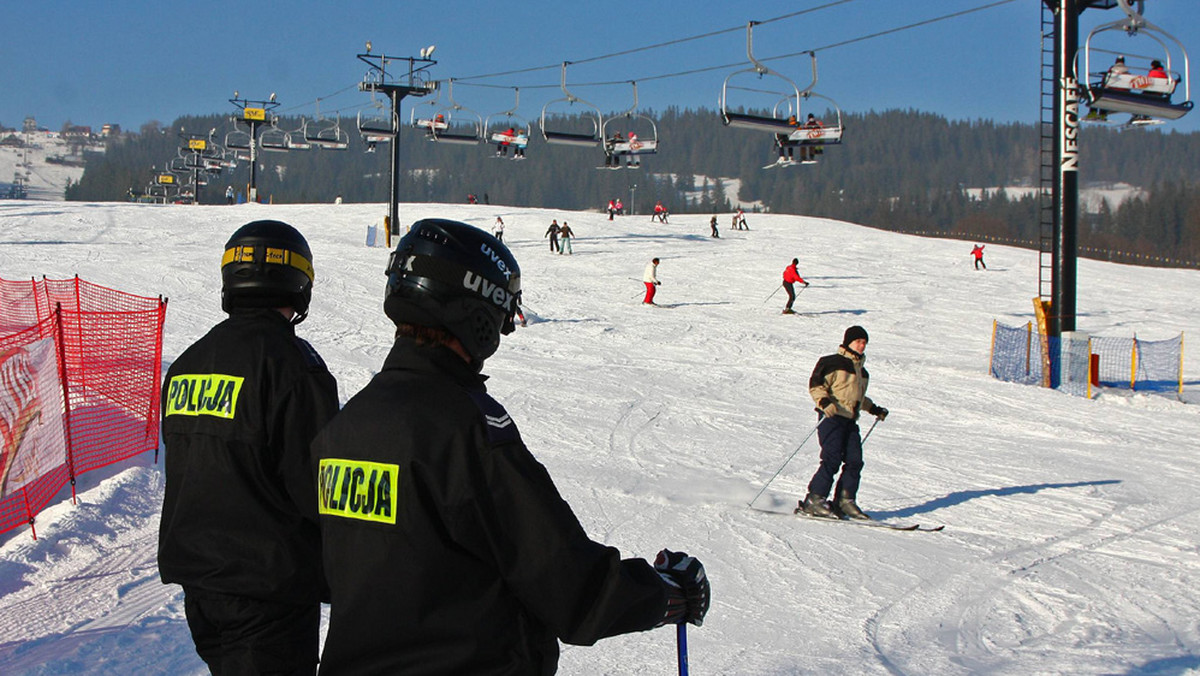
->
[0, 200, 1198, 675]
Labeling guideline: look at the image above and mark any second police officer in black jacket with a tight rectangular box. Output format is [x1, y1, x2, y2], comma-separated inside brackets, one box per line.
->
[313, 219, 710, 674]
[158, 220, 339, 674]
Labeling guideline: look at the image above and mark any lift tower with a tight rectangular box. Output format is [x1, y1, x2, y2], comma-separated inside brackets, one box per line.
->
[227, 94, 280, 203]
[1041, 0, 1120, 340]
[357, 45, 435, 238]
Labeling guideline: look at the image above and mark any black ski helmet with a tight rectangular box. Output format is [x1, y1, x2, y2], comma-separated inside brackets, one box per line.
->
[384, 218, 521, 364]
[221, 220, 315, 323]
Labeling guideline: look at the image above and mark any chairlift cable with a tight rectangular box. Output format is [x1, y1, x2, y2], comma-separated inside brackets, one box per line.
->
[454, 0, 856, 84]
[280, 0, 1017, 116]
[445, 0, 1018, 98]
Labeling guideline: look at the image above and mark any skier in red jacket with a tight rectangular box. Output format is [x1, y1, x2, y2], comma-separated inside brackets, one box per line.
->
[971, 244, 986, 270]
[782, 258, 809, 314]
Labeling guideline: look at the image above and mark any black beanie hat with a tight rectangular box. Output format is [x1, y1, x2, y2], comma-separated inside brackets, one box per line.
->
[842, 325, 869, 347]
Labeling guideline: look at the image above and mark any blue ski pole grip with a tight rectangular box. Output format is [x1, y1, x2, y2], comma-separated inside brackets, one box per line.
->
[677, 622, 689, 676]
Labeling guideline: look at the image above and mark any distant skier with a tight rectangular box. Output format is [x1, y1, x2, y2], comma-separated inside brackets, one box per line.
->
[653, 201, 668, 224]
[545, 219, 561, 252]
[798, 326, 889, 521]
[493, 216, 505, 241]
[731, 208, 748, 231]
[225, 185, 234, 205]
[559, 221, 574, 255]
[709, 215, 719, 238]
[972, 244, 986, 270]
[781, 258, 809, 315]
[643, 257, 661, 305]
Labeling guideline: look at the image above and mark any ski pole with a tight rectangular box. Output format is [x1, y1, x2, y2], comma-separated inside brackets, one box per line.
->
[748, 420, 821, 508]
[677, 623, 689, 676]
[861, 417, 880, 445]
[761, 284, 783, 305]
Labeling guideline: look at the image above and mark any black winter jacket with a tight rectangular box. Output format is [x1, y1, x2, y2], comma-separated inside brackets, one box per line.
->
[313, 338, 667, 675]
[158, 310, 339, 603]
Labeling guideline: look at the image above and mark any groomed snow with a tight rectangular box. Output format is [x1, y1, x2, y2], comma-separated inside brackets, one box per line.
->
[1, 200, 1198, 675]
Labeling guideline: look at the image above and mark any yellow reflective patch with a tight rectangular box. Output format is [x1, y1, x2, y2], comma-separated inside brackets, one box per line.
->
[165, 374, 244, 419]
[318, 459, 398, 525]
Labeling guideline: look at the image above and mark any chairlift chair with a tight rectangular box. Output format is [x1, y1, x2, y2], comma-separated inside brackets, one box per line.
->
[783, 93, 845, 146]
[359, 103, 397, 138]
[286, 119, 313, 150]
[484, 88, 533, 157]
[259, 117, 292, 152]
[425, 80, 484, 145]
[1079, 0, 1192, 121]
[600, 82, 659, 169]
[306, 117, 351, 149]
[225, 127, 251, 151]
[410, 87, 445, 135]
[540, 62, 605, 147]
[719, 23, 811, 134]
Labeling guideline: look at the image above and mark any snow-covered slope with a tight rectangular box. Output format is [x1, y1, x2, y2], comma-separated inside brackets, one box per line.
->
[1, 200, 1198, 675]
[0, 132, 93, 200]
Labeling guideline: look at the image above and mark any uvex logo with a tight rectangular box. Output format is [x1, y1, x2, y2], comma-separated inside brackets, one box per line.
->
[480, 244, 512, 275]
[463, 272, 515, 310]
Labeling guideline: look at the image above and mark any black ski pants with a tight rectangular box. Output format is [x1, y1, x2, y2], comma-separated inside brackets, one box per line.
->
[183, 588, 319, 676]
[783, 282, 796, 310]
[807, 414, 864, 500]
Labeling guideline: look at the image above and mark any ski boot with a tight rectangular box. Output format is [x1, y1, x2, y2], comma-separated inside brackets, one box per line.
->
[832, 494, 871, 521]
[782, 308, 796, 315]
[795, 492, 835, 518]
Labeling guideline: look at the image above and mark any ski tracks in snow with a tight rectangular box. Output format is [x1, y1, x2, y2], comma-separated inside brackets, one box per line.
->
[0, 467, 203, 675]
[865, 493, 1200, 675]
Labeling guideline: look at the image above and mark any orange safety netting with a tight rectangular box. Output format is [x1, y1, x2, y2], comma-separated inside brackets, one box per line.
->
[0, 276, 167, 538]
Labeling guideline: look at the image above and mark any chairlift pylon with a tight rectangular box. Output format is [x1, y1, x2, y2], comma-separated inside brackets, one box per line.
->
[540, 62, 605, 147]
[1079, 0, 1192, 122]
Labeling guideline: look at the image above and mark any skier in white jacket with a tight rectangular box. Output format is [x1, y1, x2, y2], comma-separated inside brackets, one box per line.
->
[642, 258, 661, 305]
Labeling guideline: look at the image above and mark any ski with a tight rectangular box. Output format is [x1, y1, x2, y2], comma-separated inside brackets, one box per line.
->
[748, 507, 943, 532]
[792, 508, 944, 531]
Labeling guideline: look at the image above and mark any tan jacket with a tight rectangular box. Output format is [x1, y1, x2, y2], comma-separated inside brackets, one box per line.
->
[808, 346, 876, 420]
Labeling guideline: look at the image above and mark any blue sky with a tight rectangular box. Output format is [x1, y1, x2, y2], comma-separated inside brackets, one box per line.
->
[2, 0, 1197, 135]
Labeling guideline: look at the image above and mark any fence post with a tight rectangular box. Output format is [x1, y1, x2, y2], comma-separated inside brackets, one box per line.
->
[1130, 336, 1138, 391]
[53, 303, 78, 504]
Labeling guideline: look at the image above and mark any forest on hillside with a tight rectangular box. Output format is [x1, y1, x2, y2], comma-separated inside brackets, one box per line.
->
[66, 108, 1200, 267]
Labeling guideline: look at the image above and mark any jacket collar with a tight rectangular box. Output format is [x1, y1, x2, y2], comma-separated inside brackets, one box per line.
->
[838, 344, 865, 362]
[226, 308, 295, 333]
[382, 336, 488, 390]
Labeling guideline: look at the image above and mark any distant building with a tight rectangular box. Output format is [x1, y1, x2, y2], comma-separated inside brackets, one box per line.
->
[100, 124, 121, 137]
[63, 125, 93, 138]
[23, 116, 37, 133]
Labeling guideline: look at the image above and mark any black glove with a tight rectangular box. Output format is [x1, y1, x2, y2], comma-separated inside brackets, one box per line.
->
[817, 397, 837, 419]
[655, 281, 662, 286]
[654, 549, 710, 627]
[872, 405, 889, 421]
[803, 282, 810, 287]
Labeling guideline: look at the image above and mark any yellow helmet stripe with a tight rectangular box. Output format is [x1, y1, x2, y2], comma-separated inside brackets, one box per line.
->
[222, 245, 314, 281]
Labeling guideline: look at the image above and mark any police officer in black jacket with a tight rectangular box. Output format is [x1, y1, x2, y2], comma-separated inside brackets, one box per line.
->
[313, 219, 709, 675]
[158, 220, 339, 675]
